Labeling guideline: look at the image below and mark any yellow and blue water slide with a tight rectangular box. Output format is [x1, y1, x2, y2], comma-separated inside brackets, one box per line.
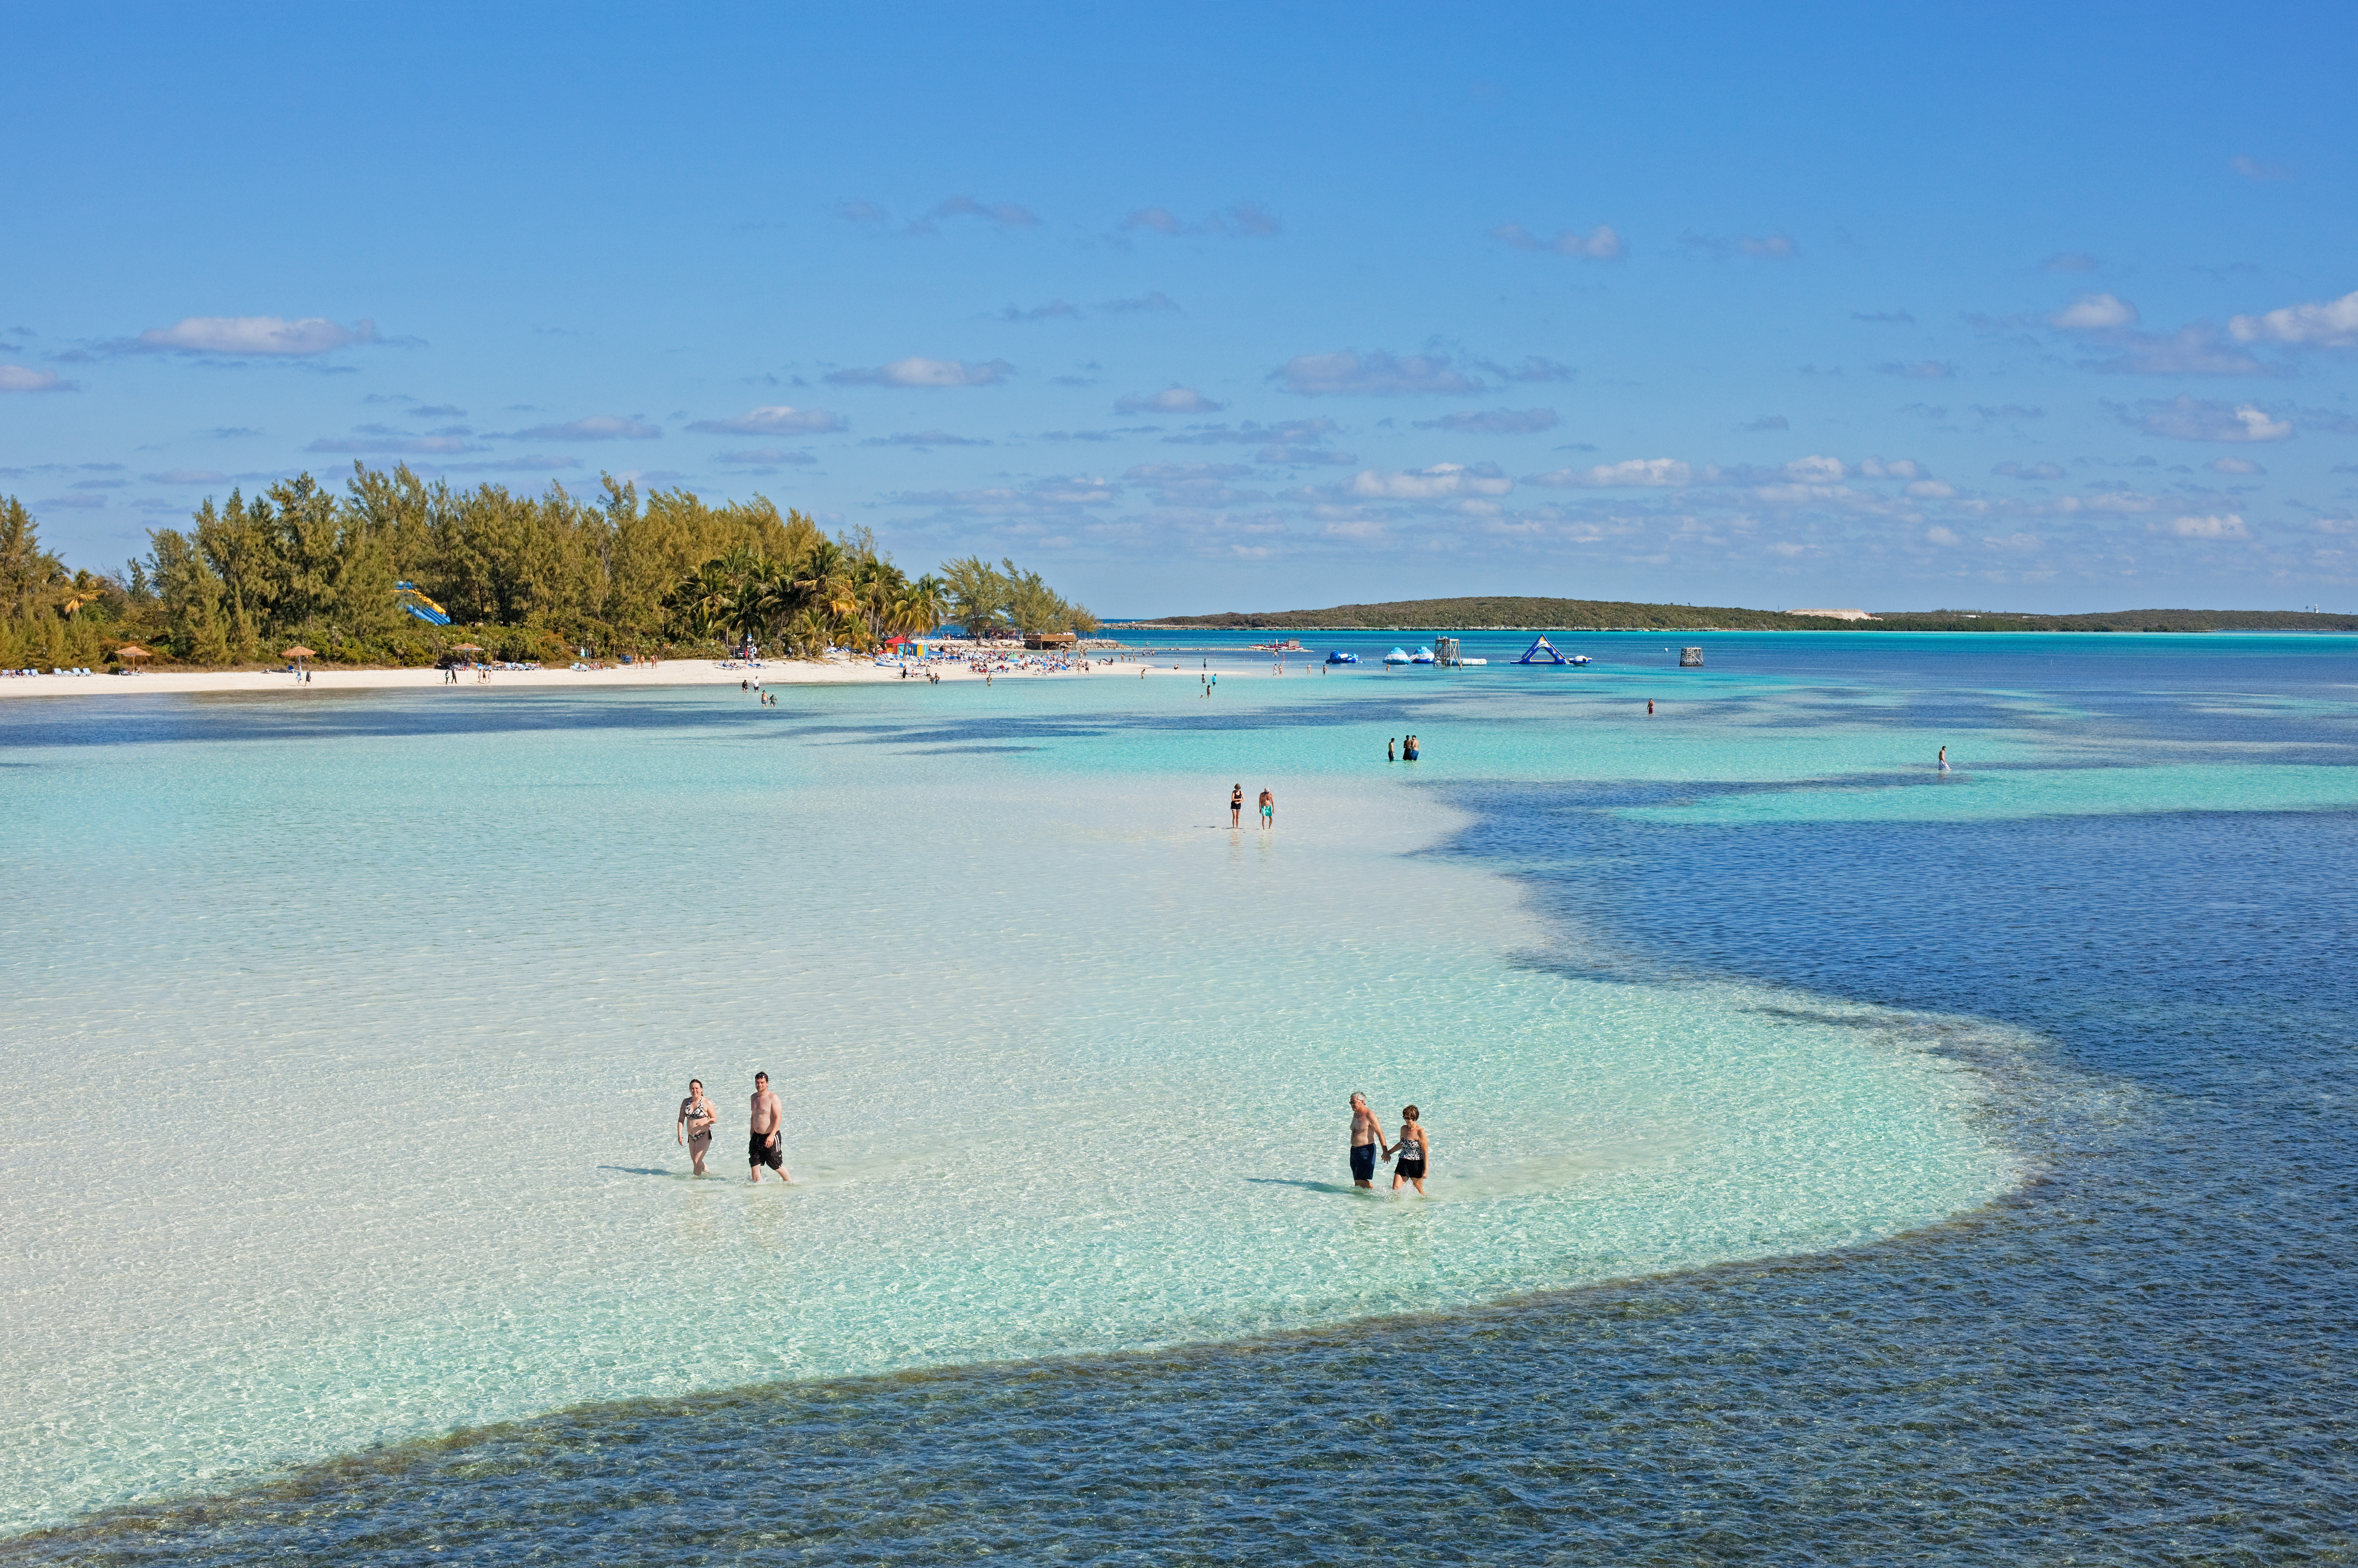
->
[396, 582, 451, 626]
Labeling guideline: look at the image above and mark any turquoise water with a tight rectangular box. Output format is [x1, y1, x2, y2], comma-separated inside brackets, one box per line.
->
[2, 630, 2353, 1550]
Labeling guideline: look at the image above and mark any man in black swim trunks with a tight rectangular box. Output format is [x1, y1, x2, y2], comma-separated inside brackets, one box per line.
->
[1349, 1092, 1388, 1190]
[748, 1071, 788, 1183]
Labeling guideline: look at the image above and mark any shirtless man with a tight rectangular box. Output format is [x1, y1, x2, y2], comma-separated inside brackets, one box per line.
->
[748, 1071, 789, 1183]
[1348, 1092, 1388, 1190]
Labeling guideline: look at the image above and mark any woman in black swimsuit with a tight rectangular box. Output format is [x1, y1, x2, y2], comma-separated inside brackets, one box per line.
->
[1230, 784, 1244, 827]
[1387, 1105, 1430, 1195]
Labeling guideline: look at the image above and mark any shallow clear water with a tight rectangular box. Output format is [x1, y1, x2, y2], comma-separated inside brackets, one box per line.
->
[3, 630, 2353, 1563]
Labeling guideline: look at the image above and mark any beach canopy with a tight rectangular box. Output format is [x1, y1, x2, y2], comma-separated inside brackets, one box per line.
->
[1515, 635, 1568, 665]
[882, 636, 909, 646]
[282, 646, 317, 659]
[113, 644, 153, 660]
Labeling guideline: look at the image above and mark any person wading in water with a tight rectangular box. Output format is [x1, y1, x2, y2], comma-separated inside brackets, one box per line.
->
[1348, 1093, 1388, 1190]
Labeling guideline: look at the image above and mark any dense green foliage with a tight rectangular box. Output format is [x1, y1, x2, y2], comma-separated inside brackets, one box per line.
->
[0, 466, 1097, 668]
[1121, 596, 2358, 633]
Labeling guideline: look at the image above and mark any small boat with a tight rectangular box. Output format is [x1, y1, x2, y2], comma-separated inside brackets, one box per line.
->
[1410, 646, 1436, 665]
[1568, 654, 1593, 666]
[1325, 650, 1359, 665]
[1382, 647, 1413, 665]
[1460, 657, 1488, 666]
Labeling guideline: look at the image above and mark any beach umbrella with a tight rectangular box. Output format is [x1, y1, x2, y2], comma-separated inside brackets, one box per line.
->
[452, 643, 484, 652]
[113, 644, 153, 660]
[282, 646, 317, 658]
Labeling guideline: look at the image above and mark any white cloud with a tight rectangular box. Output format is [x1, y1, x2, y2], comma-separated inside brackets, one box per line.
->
[1906, 479, 1957, 498]
[0, 364, 72, 391]
[1926, 526, 1962, 545]
[1114, 386, 1225, 415]
[1322, 518, 1388, 541]
[1415, 408, 1559, 435]
[307, 431, 480, 454]
[714, 448, 816, 465]
[1855, 457, 1925, 480]
[1120, 202, 1282, 239]
[1993, 461, 2064, 480]
[2209, 456, 2266, 475]
[2230, 289, 2358, 348]
[128, 315, 380, 356]
[1490, 222, 1624, 260]
[826, 357, 1012, 388]
[915, 196, 1040, 231]
[2119, 396, 2291, 442]
[2153, 513, 2249, 539]
[1784, 455, 1846, 482]
[862, 431, 992, 448]
[1346, 463, 1514, 501]
[1681, 231, 1798, 260]
[1164, 417, 1340, 447]
[1477, 356, 1574, 383]
[1273, 350, 1481, 396]
[687, 405, 846, 435]
[509, 415, 661, 441]
[1527, 457, 1692, 488]
[2050, 293, 2138, 330]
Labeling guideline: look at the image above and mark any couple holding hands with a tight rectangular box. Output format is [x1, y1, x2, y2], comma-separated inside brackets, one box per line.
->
[1348, 1092, 1431, 1195]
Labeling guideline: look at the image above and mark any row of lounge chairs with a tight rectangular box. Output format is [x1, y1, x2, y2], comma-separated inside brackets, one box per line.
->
[3, 667, 98, 676]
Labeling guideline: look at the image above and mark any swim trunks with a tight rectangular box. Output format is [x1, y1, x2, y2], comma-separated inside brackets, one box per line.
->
[1396, 1158, 1426, 1180]
[748, 1133, 782, 1170]
[1351, 1143, 1377, 1183]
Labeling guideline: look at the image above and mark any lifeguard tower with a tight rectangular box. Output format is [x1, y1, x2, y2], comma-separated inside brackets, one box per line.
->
[1434, 636, 1461, 667]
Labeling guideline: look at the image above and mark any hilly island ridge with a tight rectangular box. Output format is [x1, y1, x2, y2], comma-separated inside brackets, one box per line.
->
[1113, 598, 2358, 634]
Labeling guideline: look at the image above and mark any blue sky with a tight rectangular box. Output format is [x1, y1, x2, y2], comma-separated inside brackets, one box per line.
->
[5, 2, 2355, 614]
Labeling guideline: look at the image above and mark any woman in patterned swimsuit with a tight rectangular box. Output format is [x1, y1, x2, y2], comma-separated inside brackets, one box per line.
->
[676, 1079, 716, 1175]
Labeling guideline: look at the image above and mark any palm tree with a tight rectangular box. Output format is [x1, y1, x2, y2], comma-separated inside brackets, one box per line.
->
[890, 574, 949, 639]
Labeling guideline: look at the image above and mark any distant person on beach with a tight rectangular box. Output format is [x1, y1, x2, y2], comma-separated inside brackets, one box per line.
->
[1939, 746, 1950, 773]
[1258, 788, 1274, 828]
[1403, 735, 1419, 761]
[1231, 784, 1244, 827]
[1349, 1093, 1388, 1189]
[748, 1072, 788, 1183]
[1388, 738, 1396, 762]
[1386, 1106, 1430, 1195]
[677, 1079, 716, 1175]
[1647, 699, 1655, 716]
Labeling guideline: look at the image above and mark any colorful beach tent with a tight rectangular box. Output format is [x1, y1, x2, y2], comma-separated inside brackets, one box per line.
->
[1515, 636, 1569, 664]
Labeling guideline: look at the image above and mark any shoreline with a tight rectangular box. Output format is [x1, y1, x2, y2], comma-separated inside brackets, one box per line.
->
[0, 650, 1167, 700]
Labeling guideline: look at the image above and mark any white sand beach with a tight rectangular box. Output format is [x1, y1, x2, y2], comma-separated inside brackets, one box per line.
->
[0, 647, 1172, 700]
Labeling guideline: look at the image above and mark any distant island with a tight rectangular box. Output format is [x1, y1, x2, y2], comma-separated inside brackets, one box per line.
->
[1112, 597, 2358, 633]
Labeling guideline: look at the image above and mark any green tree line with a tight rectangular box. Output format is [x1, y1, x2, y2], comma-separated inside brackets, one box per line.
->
[0, 465, 1097, 669]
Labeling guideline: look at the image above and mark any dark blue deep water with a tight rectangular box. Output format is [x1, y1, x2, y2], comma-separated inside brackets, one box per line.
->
[6, 635, 2354, 1565]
